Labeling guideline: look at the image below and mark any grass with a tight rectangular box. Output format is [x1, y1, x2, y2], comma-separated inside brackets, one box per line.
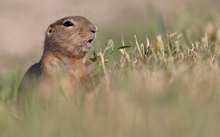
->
[1, 31, 220, 137]
[1, 3, 220, 137]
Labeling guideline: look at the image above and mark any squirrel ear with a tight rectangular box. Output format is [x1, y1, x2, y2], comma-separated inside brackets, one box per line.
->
[46, 25, 54, 37]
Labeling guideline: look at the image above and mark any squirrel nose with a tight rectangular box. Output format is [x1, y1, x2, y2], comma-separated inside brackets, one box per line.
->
[90, 25, 97, 33]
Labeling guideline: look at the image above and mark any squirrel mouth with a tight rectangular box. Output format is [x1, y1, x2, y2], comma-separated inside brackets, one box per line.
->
[88, 39, 94, 43]
[82, 38, 94, 51]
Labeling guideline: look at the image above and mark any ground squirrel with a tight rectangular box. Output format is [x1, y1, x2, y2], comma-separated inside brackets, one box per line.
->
[17, 16, 97, 106]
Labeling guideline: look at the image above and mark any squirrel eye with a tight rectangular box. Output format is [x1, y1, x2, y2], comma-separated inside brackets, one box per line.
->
[63, 21, 74, 27]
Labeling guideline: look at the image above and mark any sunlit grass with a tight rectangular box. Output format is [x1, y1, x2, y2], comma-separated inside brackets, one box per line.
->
[1, 28, 220, 136]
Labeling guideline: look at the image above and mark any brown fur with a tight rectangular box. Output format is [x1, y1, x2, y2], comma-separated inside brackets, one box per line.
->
[18, 16, 97, 105]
